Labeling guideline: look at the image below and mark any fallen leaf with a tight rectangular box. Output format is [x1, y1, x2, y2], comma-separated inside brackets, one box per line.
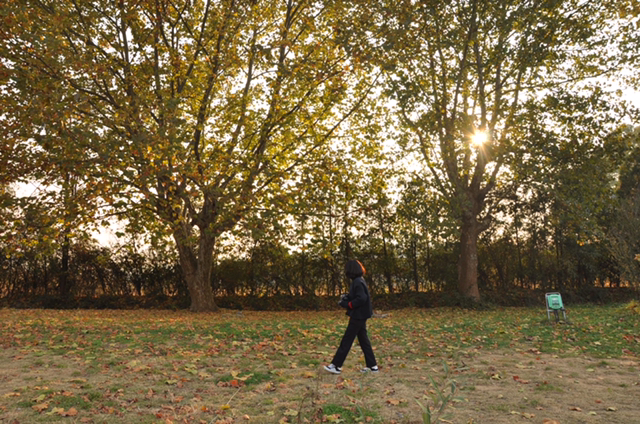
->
[32, 403, 49, 412]
[569, 406, 582, 412]
[63, 407, 78, 417]
[232, 372, 253, 381]
[3, 392, 20, 398]
[607, 406, 617, 411]
[386, 399, 401, 406]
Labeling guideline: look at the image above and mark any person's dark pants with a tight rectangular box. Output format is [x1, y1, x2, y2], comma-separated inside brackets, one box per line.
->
[331, 318, 377, 368]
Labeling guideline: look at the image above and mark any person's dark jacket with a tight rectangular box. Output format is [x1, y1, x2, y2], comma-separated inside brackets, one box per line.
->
[339, 276, 373, 320]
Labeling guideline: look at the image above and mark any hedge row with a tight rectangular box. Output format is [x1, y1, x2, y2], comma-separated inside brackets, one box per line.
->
[2, 287, 637, 311]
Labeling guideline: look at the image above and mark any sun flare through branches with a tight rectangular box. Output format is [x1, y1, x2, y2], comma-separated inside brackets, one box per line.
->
[471, 131, 489, 147]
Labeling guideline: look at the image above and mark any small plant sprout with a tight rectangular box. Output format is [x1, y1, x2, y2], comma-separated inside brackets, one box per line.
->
[416, 361, 461, 424]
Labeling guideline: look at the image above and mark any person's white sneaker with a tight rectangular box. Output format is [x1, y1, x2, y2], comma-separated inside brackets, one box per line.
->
[360, 365, 379, 373]
[323, 364, 342, 374]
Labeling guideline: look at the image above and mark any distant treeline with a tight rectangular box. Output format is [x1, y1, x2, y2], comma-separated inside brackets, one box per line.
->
[3, 0, 640, 311]
[3, 144, 640, 308]
[1, 222, 637, 309]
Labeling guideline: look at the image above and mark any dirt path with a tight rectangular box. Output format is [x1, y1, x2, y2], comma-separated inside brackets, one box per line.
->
[447, 352, 640, 424]
[1, 349, 638, 423]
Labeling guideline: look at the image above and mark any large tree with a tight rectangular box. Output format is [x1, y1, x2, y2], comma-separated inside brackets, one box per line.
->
[608, 126, 640, 288]
[1, 0, 379, 310]
[377, 0, 638, 300]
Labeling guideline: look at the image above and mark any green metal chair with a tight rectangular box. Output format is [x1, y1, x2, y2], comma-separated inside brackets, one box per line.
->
[545, 292, 567, 322]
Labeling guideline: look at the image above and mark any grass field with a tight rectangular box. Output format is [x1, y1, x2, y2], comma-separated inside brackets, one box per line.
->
[0, 304, 638, 423]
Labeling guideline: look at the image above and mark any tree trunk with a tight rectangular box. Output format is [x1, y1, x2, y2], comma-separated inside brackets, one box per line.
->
[426, 235, 431, 291]
[59, 235, 70, 298]
[412, 236, 419, 292]
[174, 229, 219, 312]
[458, 220, 481, 301]
[382, 239, 394, 294]
[59, 232, 72, 299]
[554, 226, 563, 291]
[379, 213, 394, 294]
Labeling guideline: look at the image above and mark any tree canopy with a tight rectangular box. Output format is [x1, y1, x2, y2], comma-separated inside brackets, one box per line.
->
[2, 0, 381, 310]
[370, 0, 640, 300]
[1, 0, 639, 308]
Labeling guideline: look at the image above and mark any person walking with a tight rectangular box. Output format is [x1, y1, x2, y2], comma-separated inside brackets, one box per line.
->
[324, 260, 378, 374]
